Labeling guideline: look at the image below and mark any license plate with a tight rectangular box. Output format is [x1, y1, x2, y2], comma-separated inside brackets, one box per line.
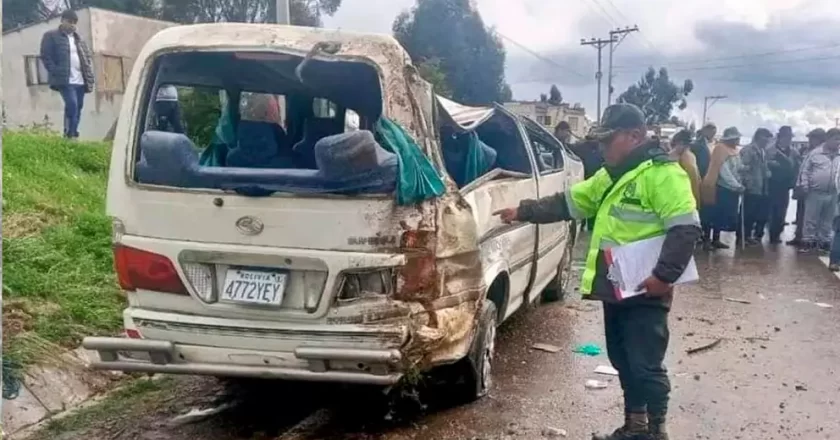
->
[221, 269, 287, 306]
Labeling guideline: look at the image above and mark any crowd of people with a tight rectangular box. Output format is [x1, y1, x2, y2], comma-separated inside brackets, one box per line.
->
[555, 119, 840, 272]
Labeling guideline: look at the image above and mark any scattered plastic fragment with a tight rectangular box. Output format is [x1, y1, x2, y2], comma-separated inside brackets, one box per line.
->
[573, 344, 602, 356]
[815, 302, 833, 308]
[594, 365, 619, 376]
[531, 343, 562, 353]
[585, 379, 609, 390]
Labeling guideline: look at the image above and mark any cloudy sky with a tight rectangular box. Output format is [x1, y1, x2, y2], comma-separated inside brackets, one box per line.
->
[324, 0, 840, 139]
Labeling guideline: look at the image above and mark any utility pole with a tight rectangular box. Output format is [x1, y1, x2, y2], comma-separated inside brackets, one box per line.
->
[607, 25, 639, 106]
[276, 0, 291, 25]
[702, 95, 727, 125]
[581, 37, 615, 125]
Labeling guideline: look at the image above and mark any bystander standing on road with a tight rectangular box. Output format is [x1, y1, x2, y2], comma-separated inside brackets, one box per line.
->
[796, 128, 840, 253]
[39, 10, 95, 139]
[739, 128, 773, 245]
[670, 129, 701, 206]
[700, 127, 744, 250]
[692, 123, 717, 246]
[789, 128, 827, 246]
[495, 103, 699, 440]
[766, 126, 800, 244]
[566, 129, 604, 231]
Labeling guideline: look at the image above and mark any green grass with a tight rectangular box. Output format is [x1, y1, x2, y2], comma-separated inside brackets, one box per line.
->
[2, 130, 124, 366]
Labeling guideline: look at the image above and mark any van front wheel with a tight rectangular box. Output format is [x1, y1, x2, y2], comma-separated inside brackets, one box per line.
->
[455, 300, 497, 402]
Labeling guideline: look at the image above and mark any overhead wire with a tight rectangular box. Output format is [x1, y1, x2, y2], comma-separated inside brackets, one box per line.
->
[497, 33, 589, 79]
[614, 42, 840, 70]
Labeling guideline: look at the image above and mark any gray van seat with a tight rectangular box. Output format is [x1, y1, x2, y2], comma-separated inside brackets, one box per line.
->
[226, 120, 295, 169]
[292, 118, 345, 169]
[136, 131, 398, 195]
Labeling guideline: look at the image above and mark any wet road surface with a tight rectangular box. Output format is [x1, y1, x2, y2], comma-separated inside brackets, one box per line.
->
[32, 229, 840, 440]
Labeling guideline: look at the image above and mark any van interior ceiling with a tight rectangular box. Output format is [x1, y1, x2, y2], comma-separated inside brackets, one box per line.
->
[133, 50, 406, 196]
[438, 109, 533, 188]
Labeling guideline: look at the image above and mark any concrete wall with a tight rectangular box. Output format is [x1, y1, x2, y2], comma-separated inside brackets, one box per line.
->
[2, 8, 175, 140]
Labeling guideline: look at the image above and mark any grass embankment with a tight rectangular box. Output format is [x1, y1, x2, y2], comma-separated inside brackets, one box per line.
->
[3, 131, 124, 367]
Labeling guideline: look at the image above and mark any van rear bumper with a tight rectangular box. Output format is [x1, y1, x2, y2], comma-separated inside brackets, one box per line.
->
[82, 337, 404, 385]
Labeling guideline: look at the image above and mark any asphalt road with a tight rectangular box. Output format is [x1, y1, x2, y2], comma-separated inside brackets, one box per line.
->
[34, 228, 840, 440]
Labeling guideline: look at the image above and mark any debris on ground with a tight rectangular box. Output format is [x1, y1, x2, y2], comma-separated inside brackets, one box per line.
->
[795, 299, 811, 303]
[585, 379, 609, 390]
[542, 426, 568, 437]
[573, 344, 602, 356]
[686, 338, 723, 355]
[531, 343, 562, 353]
[814, 302, 833, 308]
[169, 403, 236, 426]
[724, 297, 752, 304]
[594, 365, 619, 376]
[795, 385, 808, 391]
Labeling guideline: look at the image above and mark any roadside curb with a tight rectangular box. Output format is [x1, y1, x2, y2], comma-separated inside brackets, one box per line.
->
[2, 349, 120, 438]
[818, 257, 840, 281]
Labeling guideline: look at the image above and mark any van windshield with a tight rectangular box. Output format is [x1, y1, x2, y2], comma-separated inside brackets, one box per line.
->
[133, 50, 398, 196]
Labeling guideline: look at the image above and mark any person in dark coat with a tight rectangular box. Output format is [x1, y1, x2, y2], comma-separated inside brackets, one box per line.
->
[39, 10, 96, 139]
[567, 133, 604, 231]
[766, 126, 800, 243]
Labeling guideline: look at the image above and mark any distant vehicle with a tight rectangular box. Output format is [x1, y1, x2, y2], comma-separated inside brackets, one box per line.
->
[83, 23, 582, 401]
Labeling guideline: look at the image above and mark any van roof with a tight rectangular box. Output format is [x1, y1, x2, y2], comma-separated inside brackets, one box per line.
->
[140, 23, 408, 62]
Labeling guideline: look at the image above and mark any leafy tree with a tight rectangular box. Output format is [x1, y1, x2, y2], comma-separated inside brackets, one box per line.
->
[539, 93, 548, 102]
[618, 67, 694, 125]
[393, 0, 511, 106]
[548, 84, 562, 105]
[3, 0, 342, 28]
[416, 58, 453, 98]
[159, 0, 341, 25]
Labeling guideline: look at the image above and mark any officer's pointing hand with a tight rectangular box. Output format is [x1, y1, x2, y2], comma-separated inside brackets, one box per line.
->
[637, 275, 672, 298]
[493, 208, 519, 224]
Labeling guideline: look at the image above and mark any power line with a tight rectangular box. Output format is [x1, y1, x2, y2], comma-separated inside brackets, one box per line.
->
[498, 33, 588, 79]
[614, 42, 840, 70]
[587, 0, 620, 26]
[654, 53, 840, 72]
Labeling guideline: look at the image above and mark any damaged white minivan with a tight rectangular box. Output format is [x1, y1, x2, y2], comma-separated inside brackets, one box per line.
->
[83, 23, 583, 401]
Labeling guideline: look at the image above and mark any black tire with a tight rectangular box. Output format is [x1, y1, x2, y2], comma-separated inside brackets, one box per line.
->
[456, 300, 497, 402]
[542, 220, 577, 303]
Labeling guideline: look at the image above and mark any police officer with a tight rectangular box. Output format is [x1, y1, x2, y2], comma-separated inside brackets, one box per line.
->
[495, 104, 700, 440]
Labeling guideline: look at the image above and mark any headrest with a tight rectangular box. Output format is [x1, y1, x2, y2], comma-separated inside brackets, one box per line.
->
[314, 130, 391, 179]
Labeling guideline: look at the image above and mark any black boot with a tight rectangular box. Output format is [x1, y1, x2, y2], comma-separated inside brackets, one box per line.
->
[592, 413, 648, 440]
[648, 422, 670, 440]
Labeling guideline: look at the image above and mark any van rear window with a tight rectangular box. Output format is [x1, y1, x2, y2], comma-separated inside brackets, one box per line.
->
[133, 51, 395, 196]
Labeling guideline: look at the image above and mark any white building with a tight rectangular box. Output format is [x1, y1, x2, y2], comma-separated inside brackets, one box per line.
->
[2, 8, 175, 140]
[503, 101, 590, 139]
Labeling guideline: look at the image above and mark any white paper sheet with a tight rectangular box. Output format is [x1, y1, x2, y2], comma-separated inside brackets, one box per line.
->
[605, 235, 699, 301]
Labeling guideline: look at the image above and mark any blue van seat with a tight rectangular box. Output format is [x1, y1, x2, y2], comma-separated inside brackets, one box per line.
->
[136, 131, 397, 195]
[226, 120, 296, 169]
[292, 118, 345, 169]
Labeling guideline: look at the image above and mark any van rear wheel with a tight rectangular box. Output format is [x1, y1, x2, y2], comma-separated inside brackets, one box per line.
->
[454, 300, 497, 402]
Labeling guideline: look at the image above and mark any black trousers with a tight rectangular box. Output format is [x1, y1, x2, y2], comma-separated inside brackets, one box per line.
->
[767, 189, 791, 241]
[742, 194, 770, 239]
[604, 303, 671, 422]
[794, 198, 806, 241]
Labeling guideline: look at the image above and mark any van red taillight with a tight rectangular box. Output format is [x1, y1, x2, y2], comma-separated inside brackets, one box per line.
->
[114, 245, 189, 295]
